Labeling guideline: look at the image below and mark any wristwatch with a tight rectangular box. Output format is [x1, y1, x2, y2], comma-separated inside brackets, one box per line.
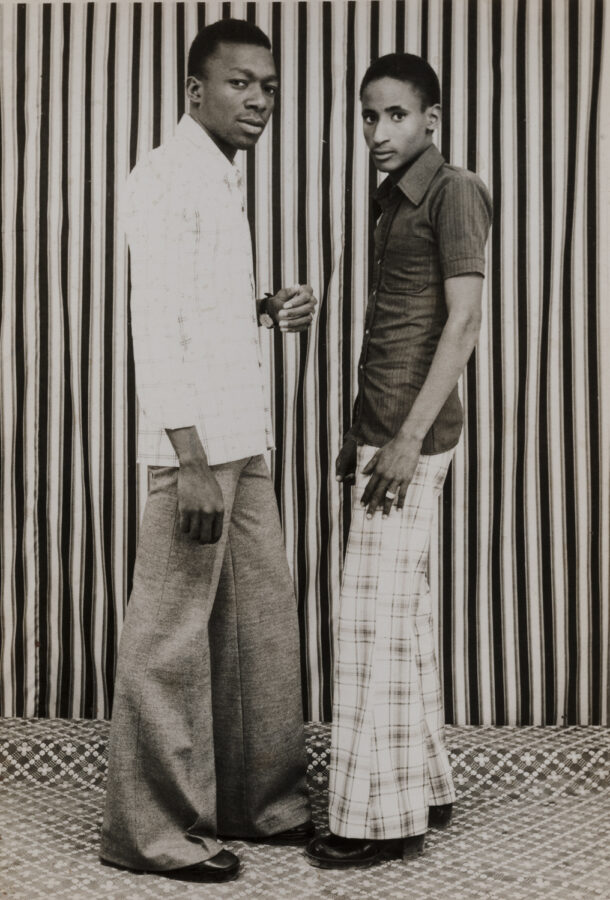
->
[259, 293, 275, 329]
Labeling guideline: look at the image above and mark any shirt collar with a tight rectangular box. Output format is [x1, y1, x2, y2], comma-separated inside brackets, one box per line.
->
[175, 113, 242, 185]
[376, 143, 445, 208]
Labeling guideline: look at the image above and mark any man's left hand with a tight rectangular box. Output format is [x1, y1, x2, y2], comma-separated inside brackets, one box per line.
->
[268, 284, 317, 332]
[360, 434, 422, 519]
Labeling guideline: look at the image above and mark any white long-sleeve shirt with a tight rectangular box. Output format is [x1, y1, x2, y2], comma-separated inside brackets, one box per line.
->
[122, 114, 274, 466]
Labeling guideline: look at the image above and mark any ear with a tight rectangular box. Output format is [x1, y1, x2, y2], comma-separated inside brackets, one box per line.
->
[425, 103, 441, 134]
[186, 75, 204, 107]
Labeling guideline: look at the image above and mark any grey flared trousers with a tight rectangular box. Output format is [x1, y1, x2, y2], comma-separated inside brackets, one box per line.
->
[100, 455, 310, 871]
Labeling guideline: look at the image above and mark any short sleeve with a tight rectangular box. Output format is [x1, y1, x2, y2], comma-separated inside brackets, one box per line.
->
[432, 172, 493, 280]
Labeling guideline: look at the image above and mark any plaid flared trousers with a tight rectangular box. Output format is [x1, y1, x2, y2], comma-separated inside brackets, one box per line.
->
[328, 444, 457, 840]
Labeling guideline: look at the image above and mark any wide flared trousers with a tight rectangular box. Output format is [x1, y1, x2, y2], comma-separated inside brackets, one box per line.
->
[328, 445, 456, 840]
[100, 455, 310, 871]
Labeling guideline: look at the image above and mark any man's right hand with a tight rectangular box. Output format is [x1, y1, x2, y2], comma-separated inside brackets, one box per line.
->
[335, 437, 358, 484]
[165, 427, 224, 545]
[177, 460, 224, 544]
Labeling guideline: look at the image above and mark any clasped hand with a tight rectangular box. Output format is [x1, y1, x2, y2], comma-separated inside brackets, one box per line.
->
[268, 284, 317, 332]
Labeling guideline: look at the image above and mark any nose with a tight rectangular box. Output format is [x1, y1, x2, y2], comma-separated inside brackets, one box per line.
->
[245, 84, 271, 112]
[371, 122, 389, 146]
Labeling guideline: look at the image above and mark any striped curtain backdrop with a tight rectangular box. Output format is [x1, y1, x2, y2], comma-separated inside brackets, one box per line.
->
[0, 0, 608, 724]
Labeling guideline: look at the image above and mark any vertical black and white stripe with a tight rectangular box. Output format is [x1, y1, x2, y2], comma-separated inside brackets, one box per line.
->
[0, 0, 607, 725]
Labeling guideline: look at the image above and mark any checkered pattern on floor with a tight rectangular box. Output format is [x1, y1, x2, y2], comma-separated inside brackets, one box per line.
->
[1, 720, 609, 899]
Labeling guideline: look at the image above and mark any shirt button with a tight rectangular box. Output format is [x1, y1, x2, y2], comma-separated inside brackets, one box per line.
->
[365, 329, 370, 335]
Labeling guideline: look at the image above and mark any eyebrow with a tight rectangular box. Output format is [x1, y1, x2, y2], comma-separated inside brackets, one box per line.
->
[361, 104, 409, 114]
[228, 67, 279, 83]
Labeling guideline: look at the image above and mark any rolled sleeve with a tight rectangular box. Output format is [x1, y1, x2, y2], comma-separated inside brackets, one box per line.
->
[434, 174, 493, 280]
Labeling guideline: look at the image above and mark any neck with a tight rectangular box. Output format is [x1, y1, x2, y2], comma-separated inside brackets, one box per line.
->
[390, 141, 432, 183]
[188, 110, 237, 162]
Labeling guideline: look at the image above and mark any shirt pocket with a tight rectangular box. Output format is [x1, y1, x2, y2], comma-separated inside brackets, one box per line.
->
[380, 236, 431, 294]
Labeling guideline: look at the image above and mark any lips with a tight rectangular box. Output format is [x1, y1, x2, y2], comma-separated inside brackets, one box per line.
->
[238, 119, 266, 132]
[373, 150, 395, 160]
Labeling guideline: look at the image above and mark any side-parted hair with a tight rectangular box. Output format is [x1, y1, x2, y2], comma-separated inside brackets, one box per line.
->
[187, 18, 272, 78]
[360, 53, 441, 109]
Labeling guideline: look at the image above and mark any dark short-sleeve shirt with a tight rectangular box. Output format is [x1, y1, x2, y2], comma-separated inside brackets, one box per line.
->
[348, 143, 493, 454]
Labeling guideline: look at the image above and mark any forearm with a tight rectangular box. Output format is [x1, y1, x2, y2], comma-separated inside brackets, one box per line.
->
[165, 426, 209, 468]
[397, 313, 480, 445]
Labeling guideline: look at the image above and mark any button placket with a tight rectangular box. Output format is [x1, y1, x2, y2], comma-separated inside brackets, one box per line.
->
[362, 201, 396, 345]
[352, 194, 401, 432]
[355, 198, 401, 419]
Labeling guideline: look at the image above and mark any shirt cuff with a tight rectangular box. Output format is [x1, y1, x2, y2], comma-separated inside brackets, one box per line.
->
[442, 256, 486, 279]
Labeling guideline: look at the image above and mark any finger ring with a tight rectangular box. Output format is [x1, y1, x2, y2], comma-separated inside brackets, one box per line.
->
[385, 491, 397, 500]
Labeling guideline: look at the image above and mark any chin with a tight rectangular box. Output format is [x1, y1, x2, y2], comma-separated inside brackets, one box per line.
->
[373, 158, 403, 173]
[233, 134, 262, 151]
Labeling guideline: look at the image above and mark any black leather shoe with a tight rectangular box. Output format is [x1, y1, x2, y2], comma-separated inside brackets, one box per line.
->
[428, 803, 453, 828]
[305, 832, 424, 869]
[101, 849, 240, 883]
[159, 850, 240, 883]
[261, 820, 316, 845]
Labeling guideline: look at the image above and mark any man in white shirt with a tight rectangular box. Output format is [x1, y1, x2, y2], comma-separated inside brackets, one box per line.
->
[100, 19, 317, 884]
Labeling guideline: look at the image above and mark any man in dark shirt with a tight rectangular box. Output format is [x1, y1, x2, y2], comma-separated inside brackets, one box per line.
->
[307, 53, 492, 869]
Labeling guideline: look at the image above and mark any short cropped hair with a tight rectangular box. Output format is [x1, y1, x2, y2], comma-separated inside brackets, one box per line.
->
[187, 18, 272, 78]
[360, 53, 441, 109]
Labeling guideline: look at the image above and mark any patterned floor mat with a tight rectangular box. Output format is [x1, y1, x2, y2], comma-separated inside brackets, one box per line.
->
[1, 720, 609, 899]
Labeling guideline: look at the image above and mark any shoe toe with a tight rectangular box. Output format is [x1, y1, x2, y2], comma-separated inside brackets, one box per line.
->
[203, 849, 240, 872]
[305, 834, 379, 867]
[306, 836, 330, 856]
[161, 850, 240, 883]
